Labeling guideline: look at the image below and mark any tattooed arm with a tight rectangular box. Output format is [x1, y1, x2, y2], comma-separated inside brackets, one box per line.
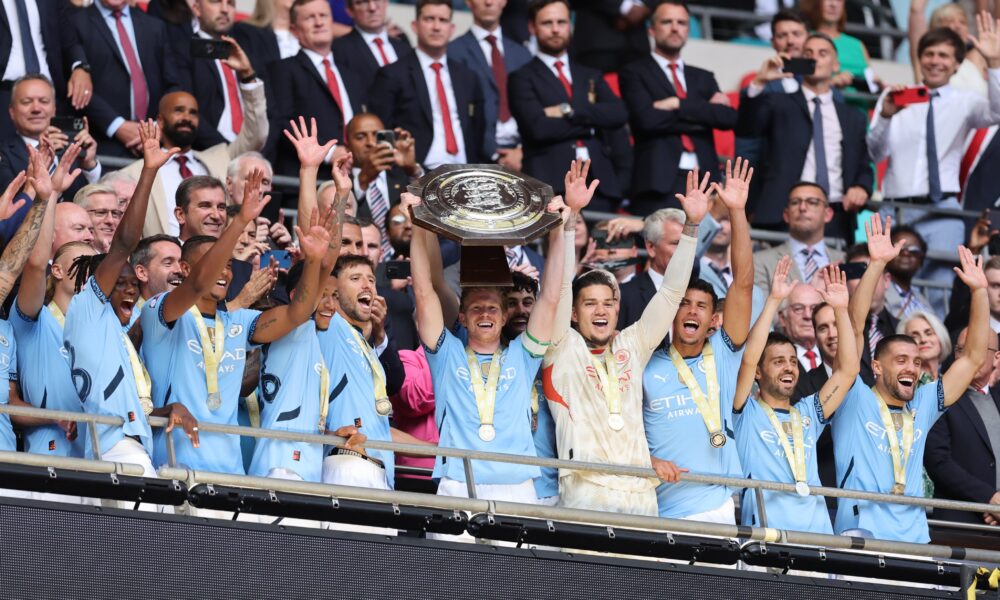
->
[0, 148, 56, 306]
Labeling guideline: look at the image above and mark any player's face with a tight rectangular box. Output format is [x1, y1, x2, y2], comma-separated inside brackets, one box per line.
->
[412, 4, 454, 53]
[803, 37, 839, 83]
[179, 187, 227, 239]
[572, 283, 618, 348]
[872, 341, 922, 402]
[314, 281, 339, 330]
[530, 2, 571, 55]
[335, 263, 377, 324]
[138, 240, 184, 297]
[341, 223, 365, 256]
[650, 3, 689, 55]
[194, 0, 235, 35]
[292, 0, 335, 51]
[812, 304, 837, 364]
[772, 20, 807, 56]
[460, 288, 507, 345]
[361, 225, 383, 265]
[9, 79, 55, 138]
[905, 317, 942, 363]
[503, 289, 535, 339]
[110, 263, 141, 325]
[756, 342, 799, 399]
[672, 288, 715, 346]
[919, 42, 960, 89]
[182, 243, 233, 301]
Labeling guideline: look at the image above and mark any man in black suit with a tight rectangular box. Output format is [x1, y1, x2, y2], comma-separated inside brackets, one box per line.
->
[265, 0, 367, 176]
[332, 0, 411, 93]
[67, 0, 179, 157]
[961, 125, 1000, 219]
[369, 0, 487, 169]
[736, 33, 873, 241]
[0, 0, 91, 137]
[500, 0, 530, 45]
[450, 0, 533, 171]
[507, 0, 627, 211]
[569, 0, 650, 74]
[616, 207, 685, 336]
[618, 0, 737, 216]
[925, 329, 1000, 526]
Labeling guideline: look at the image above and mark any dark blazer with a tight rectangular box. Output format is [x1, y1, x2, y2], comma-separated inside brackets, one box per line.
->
[500, 0, 530, 45]
[860, 308, 898, 384]
[265, 49, 367, 176]
[369, 52, 488, 167]
[354, 167, 410, 222]
[331, 28, 411, 94]
[961, 128, 1000, 218]
[0, 134, 88, 203]
[0, 0, 85, 102]
[448, 29, 533, 159]
[925, 388, 1000, 524]
[617, 270, 656, 332]
[736, 86, 873, 226]
[619, 55, 736, 203]
[569, 0, 651, 73]
[508, 56, 627, 200]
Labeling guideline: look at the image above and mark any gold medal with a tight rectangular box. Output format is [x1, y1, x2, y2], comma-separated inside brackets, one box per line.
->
[758, 399, 809, 493]
[873, 388, 914, 498]
[466, 347, 503, 441]
[188, 306, 225, 411]
[348, 327, 389, 417]
[891, 483, 905, 495]
[710, 431, 727, 448]
[669, 344, 724, 449]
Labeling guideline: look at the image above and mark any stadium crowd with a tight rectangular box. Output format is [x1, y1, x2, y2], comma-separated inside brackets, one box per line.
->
[0, 0, 999, 547]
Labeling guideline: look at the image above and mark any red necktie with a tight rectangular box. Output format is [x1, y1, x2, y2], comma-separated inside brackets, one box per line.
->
[175, 155, 194, 180]
[322, 57, 346, 136]
[373, 37, 391, 66]
[804, 349, 818, 370]
[431, 62, 459, 156]
[668, 63, 695, 153]
[960, 127, 989, 196]
[112, 10, 148, 120]
[554, 60, 573, 99]
[221, 62, 243, 134]
[485, 34, 510, 122]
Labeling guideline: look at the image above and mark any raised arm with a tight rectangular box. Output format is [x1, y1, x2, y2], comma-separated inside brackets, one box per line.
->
[943, 246, 990, 405]
[734, 255, 794, 412]
[709, 157, 754, 346]
[96, 121, 178, 297]
[409, 194, 446, 349]
[550, 161, 597, 347]
[815, 265, 861, 418]
[849, 215, 903, 354]
[160, 169, 271, 323]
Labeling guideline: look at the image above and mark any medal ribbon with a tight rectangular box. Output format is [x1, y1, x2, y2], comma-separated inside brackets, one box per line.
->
[244, 391, 261, 428]
[465, 347, 503, 428]
[348, 327, 388, 402]
[48, 301, 65, 327]
[668, 344, 722, 438]
[757, 399, 808, 483]
[873, 388, 914, 493]
[188, 306, 225, 405]
[318, 359, 330, 433]
[588, 348, 622, 419]
[121, 332, 152, 415]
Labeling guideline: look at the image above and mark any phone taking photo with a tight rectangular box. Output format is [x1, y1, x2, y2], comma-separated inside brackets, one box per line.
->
[782, 58, 816, 76]
[890, 86, 930, 107]
[375, 129, 396, 147]
[191, 38, 232, 60]
[261, 249, 292, 270]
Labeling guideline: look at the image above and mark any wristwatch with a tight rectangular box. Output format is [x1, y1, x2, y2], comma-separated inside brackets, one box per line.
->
[74, 63, 92, 73]
[559, 102, 574, 118]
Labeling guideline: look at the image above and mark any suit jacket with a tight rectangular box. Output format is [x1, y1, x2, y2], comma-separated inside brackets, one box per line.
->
[569, 0, 651, 73]
[265, 50, 367, 176]
[508, 57, 627, 199]
[617, 270, 656, 334]
[737, 87, 873, 226]
[369, 52, 487, 167]
[354, 166, 410, 222]
[121, 83, 268, 236]
[925, 388, 1000, 524]
[331, 28, 411, 95]
[0, 0, 85, 101]
[859, 308, 897, 384]
[619, 55, 736, 199]
[448, 29, 532, 159]
[0, 135, 89, 201]
[962, 126, 1000, 218]
[752, 240, 845, 291]
[68, 5, 180, 156]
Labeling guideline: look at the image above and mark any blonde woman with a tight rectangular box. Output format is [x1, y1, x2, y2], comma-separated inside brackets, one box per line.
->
[898, 310, 952, 384]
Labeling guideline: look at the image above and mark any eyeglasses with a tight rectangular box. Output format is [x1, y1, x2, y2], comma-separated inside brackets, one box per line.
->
[899, 245, 925, 257]
[87, 208, 124, 220]
[788, 197, 827, 208]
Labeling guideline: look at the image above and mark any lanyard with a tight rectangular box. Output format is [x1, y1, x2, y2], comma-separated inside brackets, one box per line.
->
[589, 347, 623, 430]
[530, 382, 539, 432]
[121, 332, 153, 416]
[318, 358, 330, 433]
[669, 344, 725, 447]
[757, 399, 808, 492]
[465, 347, 503, 441]
[348, 327, 389, 415]
[188, 306, 225, 410]
[873, 388, 914, 495]
[48, 302, 65, 327]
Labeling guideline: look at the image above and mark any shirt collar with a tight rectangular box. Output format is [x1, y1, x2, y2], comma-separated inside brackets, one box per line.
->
[357, 28, 389, 45]
[928, 83, 952, 98]
[416, 48, 448, 70]
[651, 53, 684, 73]
[302, 47, 334, 69]
[802, 86, 833, 104]
[97, 2, 129, 18]
[471, 23, 503, 43]
[19, 135, 39, 148]
[169, 149, 197, 163]
[787, 237, 826, 258]
[538, 51, 569, 70]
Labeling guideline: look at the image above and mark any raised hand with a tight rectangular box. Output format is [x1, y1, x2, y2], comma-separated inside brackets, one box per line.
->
[769, 255, 795, 301]
[546, 194, 570, 226]
[139, 120, 179, 169]
[971, 11, 1000, 67]
[296, 206, 336, 261]
[865, 214, 904, 264]
[283, 116, 337, 168]
[817, 264, 849, 308]
[674, 168, 711, 225]
[564, 159, 598, 212]
[238, 168, 272, 222]
[51, 141, 83, 196]
[954, 245, 988, 290]
[0, 171, 27, 220]
[710, 157, 753, 211]
[330, 151, 354, 203]
[25, 144, 56, 200]
[220, 35, 254, 78]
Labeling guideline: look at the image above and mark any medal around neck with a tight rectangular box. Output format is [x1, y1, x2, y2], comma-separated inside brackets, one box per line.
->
[710, 431, 727, 448]
[408, 165, 560, 287]
[795, 481, 810, 497]
[479, 424, 496, 442]
[375, 397, 393, 416]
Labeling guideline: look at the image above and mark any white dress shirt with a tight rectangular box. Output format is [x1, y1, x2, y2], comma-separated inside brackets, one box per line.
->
[471, 23, 519, 147]
[795, 343, 820, 370]
[650, 53, 699, 170]
[788, 237, 831, 276]
[302, 48, 355, 126]
[537, 51, 572, 84]
[21, 135, 102, 184]
[416, 49, 466, 169]
[646, 265, 664, 289]
[359, 28, 398, 66]
[160, 150, 209, 235]
[96, 3, 145, 137]
[868, 69, 1000, 198]
[800, 87, 844, 203]
[700, 255, 733, 287]
[273, 28, 300, 59]
[2, 0, 50, 80]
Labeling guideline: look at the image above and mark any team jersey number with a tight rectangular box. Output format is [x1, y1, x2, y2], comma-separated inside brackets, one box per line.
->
[63, 341, 92, 403]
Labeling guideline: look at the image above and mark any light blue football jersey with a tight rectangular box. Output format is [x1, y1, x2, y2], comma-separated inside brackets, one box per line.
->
[643, 329, 744, 518]
[140, 292, 260, 474]
[833, 376, 945, 543]
[0, 320, 17, 452]
[734, 393, 833, 533]
[532, 377, 559, 499]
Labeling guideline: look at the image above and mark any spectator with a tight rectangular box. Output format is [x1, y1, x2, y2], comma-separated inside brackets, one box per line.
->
[737, 34, 873, 240]
[130, 234, 184, 303]
[99, 171, 137, 210]
[174, 176, 227, 242]
[369, 0, 488, 169]
[450, 0, 533, 170]
[778, 282, 824, 372]
[118, 86, 268, 238]
[898, 310, 951, 384]
[51, 203, 95, 253]
[883, 226, 934, 320]
[801, 0, 877, 92]
[332, 0, 413, 92]
[245, 0, 301, 61]
[72, 184, 122, 253]
[389, 346, 439, 477]
[985, 256, 1000, 334]
[319, 180, 357, 217]
[619, 0, 736, 217]
[569, 0, 650, 74]
[360, 219, 384, 265]
[500, 0, 530, 45]
[225, 152, 293, 250]
[508, 0, 627, 211]
[387, 203, 412, 257]
[909, 0, 987, 94]
[616, 208, 685, 335]
[842, 241, 897, 379]
[868, 21, 1000, 316]
[588, 220, 640, 284]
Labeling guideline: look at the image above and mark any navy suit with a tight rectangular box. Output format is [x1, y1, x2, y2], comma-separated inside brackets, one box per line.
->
[508, 57, 627, 210]
[331, 28, 411, 95]
[448, 29, 532, 159]
[569, 0, 652, 73]
[619, 55, 736, 216]
[962, 128, 1000, 220]
[369, 52, 488, 167]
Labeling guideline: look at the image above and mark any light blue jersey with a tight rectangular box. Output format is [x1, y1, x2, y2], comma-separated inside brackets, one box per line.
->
[140, 292, 260, 473]
[643, 329, 744, 518]
[734, 393, 832, 533]
[10, 303, 86, 457]
[425, 329, 543, 485]
[0, 320, 17, 452]
[63, 277, 153, 457]
[320, 314, 395, 488]
[531, 378, 559, 499]
[833, 376, 945, 543]
[248, 320, 325, 482]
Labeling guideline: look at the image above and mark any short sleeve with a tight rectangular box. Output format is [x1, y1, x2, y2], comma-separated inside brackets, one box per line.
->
[6, 335, 16, 382]
[71, 277, 108, 321]
[233, 308, 262, 347]
[914, 378, 946, 426]
[139, 293, 175, 346]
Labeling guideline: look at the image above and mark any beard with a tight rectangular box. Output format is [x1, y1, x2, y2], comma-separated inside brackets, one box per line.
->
[164, 121, 197, 148]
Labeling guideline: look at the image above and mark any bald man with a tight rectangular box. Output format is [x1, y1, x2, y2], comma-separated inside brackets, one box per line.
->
[52, 204, 96, 253]
[778, 282, 825, 372]
[118, 86, 268, 237]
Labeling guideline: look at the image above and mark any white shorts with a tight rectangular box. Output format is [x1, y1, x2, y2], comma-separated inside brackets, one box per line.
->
[320, 455, 395, 537]
[681, 496, 737, 525]
[558, 474, 658, 517]
[100, 437, 165, 513]
[430, 477, 538, 544]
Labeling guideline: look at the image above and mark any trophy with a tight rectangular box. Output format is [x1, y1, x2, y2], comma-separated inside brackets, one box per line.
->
[408, 164, 561, 286]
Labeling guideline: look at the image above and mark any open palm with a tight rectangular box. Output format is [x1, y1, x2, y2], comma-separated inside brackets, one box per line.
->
[710, 157, 753, 210]
[139, 120, 179, 169]
[818, 265, 850, 308]
[770, 255, 795, 300]
[0, 171, 27, 220]
[284, 116, 337, 168]
[239, 168, 272, 222]
[564, 159, 598, 211]
[675, 168, 711, 224]
[865, 214, 903, 263]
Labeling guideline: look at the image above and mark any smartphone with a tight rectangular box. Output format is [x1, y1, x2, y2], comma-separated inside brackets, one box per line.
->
[261, 249, 292, 270]
[51, 116, 84, 137]
[782, 58, 816, 76]
[375, 129, 396, 147]
[890, 86, 930, 107]
[840, 262, 867, 281]
[591, 229, 634, 250]
[191, 38, 232, 60]
[385, 260, 411, 280]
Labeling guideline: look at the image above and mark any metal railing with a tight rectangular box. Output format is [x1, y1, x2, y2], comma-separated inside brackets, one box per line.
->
[1, 403, 997, 564]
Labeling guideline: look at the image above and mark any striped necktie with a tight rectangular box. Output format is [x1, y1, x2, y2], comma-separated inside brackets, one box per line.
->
[801, 248, 819, 283]
[868, 314, 884, 359]
[367, 180, 393, 260]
